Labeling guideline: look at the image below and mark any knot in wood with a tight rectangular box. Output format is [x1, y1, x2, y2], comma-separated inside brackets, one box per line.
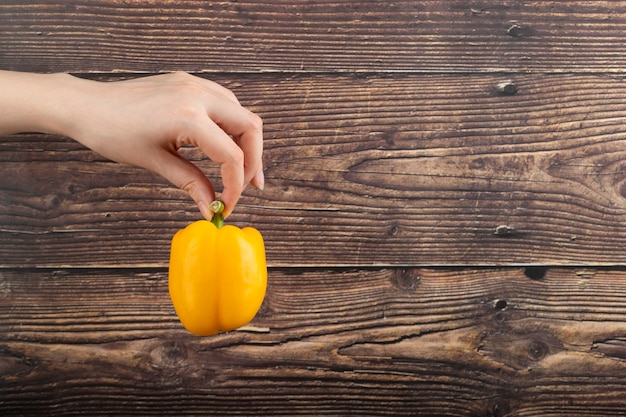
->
[149, 341, 188, 368]
[494, 225, 515, 237]
[527, 340, 549, 361]
[524, 266, 547, 280]
[478, 331, 561, 370]
[392, 268, 420, 292]
[618, 181, 626, 199]
[495, 81, 518, 96]
[507, 24, 523, 37]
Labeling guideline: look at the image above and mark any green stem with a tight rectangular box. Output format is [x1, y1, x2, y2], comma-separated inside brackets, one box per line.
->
[209, 200, 225, 229]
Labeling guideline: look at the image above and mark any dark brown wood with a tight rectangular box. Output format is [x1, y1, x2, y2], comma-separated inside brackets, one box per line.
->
[3, 0, 626, 415]
[3, 267, 626, 416]
[1, 1, 626, 73]
[3, 73, 626, 267]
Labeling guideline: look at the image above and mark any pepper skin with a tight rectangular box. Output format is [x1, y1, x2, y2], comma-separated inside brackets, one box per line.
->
[168, 214, 267, 336]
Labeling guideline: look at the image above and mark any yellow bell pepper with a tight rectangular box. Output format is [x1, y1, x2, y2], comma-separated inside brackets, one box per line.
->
[168, 201, 267, 336]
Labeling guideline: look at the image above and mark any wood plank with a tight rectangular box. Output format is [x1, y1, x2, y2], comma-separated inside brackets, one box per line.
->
[3, 267, 626, 415]
[1, 1, 626, 73]
[3, 73, 626, 267]
[4, 0, 625, 414]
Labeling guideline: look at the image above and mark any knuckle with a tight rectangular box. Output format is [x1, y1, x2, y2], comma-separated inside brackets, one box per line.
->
[179, 176, 199, 195]
[171, 70, 192, 81]
[229, 146, 245, 165]
[247, 112, 263, 131]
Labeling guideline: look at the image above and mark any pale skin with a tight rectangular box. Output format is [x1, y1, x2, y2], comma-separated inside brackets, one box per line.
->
[0, 70, 264, 219]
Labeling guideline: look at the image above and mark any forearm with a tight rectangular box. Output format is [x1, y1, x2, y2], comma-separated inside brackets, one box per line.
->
[0, 70, 93, 137]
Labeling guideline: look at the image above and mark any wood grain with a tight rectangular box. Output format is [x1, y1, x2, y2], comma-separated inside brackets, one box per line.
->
[2, 267, 626, 415]
[3, 1, 626, 415]
[1, 1, 626, 73]
[3, 73, 626, 267]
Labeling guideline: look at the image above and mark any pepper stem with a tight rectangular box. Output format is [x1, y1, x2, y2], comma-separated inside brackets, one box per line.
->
[209, 200, 225, 229]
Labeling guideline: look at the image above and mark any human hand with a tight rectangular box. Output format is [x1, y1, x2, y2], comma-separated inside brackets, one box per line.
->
[70, 72, 264, 219]
[0, 70, 263, 219]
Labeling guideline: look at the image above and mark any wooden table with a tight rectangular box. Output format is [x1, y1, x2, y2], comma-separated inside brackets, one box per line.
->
[3, 1, 626, 415]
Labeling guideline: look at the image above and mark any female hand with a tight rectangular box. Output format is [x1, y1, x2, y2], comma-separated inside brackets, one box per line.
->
[0, 70, 264, 219]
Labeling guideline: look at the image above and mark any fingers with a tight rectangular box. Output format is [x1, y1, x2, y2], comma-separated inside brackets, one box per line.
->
[237, 112, 264, 188]
[188, 75, 264, 214]
[199, 78, 241, 106]
[208, 100, 264, 185]
[184, 96, 263, 218]
[153, 73, 264, 219]
[188, 111, 262, 218]
[151, 150, 217, 220]
[251, 167, 265, 190]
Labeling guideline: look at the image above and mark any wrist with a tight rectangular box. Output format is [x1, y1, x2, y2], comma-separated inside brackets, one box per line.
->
[33, 73, 97, 139]
[0, 71, 97, 138]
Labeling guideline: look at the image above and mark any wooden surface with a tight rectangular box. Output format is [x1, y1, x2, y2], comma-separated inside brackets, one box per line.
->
[4, 267, 626, 416]
[3, 1, 626, 415]
[1, 1, 626, 74]
[5, 73, 626, 267]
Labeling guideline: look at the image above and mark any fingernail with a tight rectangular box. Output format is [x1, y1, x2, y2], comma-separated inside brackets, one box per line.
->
[253, 170, 265, 190]
[198, 201, 213, 220]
